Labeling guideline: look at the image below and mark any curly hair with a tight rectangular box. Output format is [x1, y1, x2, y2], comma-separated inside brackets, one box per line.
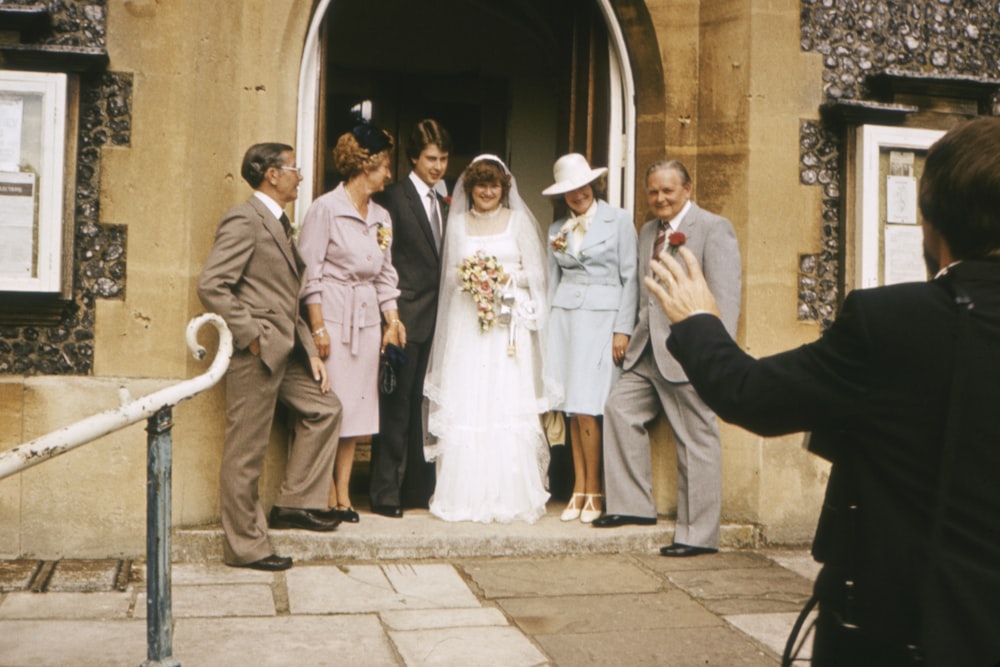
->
[332, 130, 394, 179]
[461, 158, 511, 202]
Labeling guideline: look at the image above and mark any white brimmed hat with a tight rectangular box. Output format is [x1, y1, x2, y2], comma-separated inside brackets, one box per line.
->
[541, 153, 608, 196]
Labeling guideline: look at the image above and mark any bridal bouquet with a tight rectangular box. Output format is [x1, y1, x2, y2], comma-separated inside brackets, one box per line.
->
[458, 251, 509, 332]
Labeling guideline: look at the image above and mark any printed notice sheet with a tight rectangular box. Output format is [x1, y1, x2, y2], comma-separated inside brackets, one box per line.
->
[884, 223, 926, 285]
[0, 171, 37, 278]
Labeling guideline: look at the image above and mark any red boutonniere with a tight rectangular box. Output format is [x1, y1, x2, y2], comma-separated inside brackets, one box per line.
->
[668, 231, 686, 254]
[443, 195, 452, 206]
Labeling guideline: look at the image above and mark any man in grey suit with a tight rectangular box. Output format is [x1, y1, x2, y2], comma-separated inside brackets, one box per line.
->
[594, 160, 741, 558]
[198, 143, 343, 571]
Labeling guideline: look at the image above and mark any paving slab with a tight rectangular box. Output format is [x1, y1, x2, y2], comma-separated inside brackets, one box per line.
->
[458, 555, 662, 598]
[286, 563, 478, 614]
[760, 548, 822, 582]
[664, 565, 814, 615]
[390, 625, 548, 667]
[725, 610, 816, 661]
[0, 590, 133, 619]
[0, 619, 148, 666]
[381, 606, 510, 631]
[636, 550, 776, 573]
[167, 561, 276, 585]
[172, 614, 397, 666]
[498, 590, 721, 635]
[381, 563, 481, 608]
[535, 625, 778, 667]
[136, 582, 276, 618]
[46, 558, 121, 592]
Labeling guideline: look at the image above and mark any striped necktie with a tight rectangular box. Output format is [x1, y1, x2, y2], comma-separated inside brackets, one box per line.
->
[653, 221, 668, 259]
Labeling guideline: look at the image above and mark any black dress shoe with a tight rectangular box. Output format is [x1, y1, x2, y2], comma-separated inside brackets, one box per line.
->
[659, 543, 718, 557]
[320, 506, 360, 523]
[591, 514, 656, 528]
[231, 554, 293, 571]
[268, 505, 341, 531]
[371, 504, 403, 518]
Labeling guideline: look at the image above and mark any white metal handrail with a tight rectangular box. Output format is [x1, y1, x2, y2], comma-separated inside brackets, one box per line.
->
[0, 313, 232, 481]
[0, 312, 232, 667]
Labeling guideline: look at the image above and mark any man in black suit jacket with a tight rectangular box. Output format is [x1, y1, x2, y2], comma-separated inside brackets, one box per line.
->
[370, 120, 452, 516]
[646, 117, 1000, 666]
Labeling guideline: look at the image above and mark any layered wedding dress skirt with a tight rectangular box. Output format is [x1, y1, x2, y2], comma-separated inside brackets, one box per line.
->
[426, 223, 550, 523]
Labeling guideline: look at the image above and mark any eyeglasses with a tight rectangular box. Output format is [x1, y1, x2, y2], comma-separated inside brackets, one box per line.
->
[278, 165, 302, 174]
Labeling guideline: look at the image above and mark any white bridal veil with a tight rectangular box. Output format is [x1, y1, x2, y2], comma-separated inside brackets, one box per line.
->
[424, 154, 562, 456]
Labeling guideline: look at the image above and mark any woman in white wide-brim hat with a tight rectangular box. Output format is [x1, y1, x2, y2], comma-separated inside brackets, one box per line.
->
[543, 153, 639, 524]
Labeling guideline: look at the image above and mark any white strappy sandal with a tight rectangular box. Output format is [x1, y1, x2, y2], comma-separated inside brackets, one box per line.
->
[561, 493, 585, 521]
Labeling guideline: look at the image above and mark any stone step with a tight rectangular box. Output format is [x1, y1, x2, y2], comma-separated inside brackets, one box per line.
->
[172, 506, 763, 562]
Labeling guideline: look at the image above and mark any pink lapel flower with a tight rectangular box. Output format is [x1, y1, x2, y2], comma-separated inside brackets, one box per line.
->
[550, 231, 569, 253]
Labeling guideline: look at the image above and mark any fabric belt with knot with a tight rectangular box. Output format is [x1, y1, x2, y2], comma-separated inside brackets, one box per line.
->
[322, 274, 376, 356]
[560, 275, 620, 287]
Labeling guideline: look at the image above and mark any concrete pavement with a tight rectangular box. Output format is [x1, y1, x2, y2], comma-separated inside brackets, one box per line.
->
[0, 505, 819, 666]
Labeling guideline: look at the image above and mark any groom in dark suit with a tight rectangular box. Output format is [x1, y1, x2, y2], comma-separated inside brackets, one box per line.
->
[198, 143, 343, 571]
[596, 160, 741, 560]
[370, 120, 452, 516]
[647, 117, 1000, 665]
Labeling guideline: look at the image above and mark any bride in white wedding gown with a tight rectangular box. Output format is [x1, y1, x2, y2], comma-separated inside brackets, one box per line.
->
[423, 155, 561, 523]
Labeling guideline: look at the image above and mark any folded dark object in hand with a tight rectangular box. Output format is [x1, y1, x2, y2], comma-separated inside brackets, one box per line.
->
[383, 343, 408, 369]
[379, 344, 408, 395]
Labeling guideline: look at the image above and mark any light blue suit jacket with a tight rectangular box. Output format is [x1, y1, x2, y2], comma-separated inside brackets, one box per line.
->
[547, 200, 639, 334]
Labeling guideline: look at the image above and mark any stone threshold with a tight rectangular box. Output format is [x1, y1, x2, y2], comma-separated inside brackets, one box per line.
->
[172, 507, 764, 563]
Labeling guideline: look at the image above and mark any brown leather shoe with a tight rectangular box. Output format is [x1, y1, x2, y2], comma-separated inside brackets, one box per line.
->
[232, 554, 293, 571]
[268, 506, 341, 531]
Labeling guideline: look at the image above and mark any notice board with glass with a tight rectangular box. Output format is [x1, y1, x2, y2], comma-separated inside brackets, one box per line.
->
[0, 71, 68, 293]
[853, 124, 947, 290]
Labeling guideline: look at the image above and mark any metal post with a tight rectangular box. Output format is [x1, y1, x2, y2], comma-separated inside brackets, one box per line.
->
[142, 406, 180, 667]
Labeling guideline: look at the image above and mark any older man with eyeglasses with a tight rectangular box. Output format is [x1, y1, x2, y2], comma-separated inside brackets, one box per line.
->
[198, 142, 344, 572]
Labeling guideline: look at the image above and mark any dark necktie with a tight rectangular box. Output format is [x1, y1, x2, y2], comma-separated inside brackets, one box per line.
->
[653, 221, 668, 259]
[279, 212, 292, 238]
[427, 191, 442, 250]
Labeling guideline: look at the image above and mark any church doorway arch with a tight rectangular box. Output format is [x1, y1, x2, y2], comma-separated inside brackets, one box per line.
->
[294, 0, 651, 224]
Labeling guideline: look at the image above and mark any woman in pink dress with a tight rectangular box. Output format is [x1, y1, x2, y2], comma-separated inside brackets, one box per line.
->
[298, 123, 405, 522]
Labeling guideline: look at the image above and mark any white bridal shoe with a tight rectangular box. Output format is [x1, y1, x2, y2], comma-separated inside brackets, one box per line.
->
[561, 493, 585, 521]
[580, 494, 603, 524]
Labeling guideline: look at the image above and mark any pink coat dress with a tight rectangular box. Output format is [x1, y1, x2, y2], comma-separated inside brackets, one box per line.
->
[298, 183, 400, 437]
